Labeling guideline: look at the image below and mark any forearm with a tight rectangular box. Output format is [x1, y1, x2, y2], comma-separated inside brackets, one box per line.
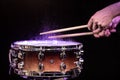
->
[100, 1, 120, 18]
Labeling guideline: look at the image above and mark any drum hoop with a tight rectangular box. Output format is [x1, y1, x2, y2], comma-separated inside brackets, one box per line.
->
[12, 68, 80, 78]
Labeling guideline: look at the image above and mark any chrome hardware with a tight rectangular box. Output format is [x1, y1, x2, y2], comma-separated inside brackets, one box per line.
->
[9, 49, 17, 57]
[60, 62, 66, 72]
[74, 61, 80, 68]
[38, 51, 44, 61]
[61, 46, 66, 51]
[78, 45, 83, 50]
[75, 50, 84, 58]
[80, 49, 84, 55]
[39, 63, 44, 71]
[18, 61, 24, 69]
[18, 51, 24, 59]
[74, 57, 84, 68]
[22, 70, 29, 76]
[79, 57, 84, 63]
[39, 47, 42, 51]
[60, 51, 66, 60]
[17, 70, 24, 75]
[11, 58, 18, 68]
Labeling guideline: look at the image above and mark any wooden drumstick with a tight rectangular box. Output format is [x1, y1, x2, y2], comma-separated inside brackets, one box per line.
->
[40, 25, 88, 35]
[48, 32, 94, 39]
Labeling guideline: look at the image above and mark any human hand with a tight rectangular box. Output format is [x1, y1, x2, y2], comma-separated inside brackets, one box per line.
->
[87, 9, 120, 38]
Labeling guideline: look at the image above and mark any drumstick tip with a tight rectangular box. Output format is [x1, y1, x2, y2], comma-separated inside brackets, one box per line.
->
[39, 33, 43, 35]
[48, 36, 55, 39]
[40, 32, 47, 35]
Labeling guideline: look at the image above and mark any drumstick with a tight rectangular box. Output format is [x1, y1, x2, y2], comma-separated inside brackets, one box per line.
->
[40, 24, 88, 35]
[48, 32, 94, 39]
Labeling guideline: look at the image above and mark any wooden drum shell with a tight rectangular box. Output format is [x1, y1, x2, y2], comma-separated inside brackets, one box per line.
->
[24, 51, 77, 72]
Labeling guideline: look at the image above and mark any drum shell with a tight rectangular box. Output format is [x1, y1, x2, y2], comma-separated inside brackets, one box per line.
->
[23, 50, 78, 72]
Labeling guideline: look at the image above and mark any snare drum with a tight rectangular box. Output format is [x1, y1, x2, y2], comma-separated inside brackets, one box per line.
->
[9, 40, 84, 79]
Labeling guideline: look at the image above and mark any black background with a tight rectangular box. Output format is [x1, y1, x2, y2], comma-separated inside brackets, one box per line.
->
[1, 0, 120, 80]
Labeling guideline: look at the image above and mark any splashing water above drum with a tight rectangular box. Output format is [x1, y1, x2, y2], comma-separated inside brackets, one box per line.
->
[13, 40, 81, 46]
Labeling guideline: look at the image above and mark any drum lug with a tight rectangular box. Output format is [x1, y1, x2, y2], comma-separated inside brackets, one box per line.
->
[60, 51, 66, 60]
[11, 58, 18, 68]
[38, 51, 44, 61]
[77, 44, 83, 50]
[61, 46, 66, 51]
[18, 51, 24, 59]
[79, 57, 84, 63]
[60, 62, 66, 73]
[80, 49, 84, 55]
[75, 50, 84, 58]
[9, 49, 17, 57]
[18, 61, 24, 69]
[39, 63, 44, 72]
[74, 57, 84, 69]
